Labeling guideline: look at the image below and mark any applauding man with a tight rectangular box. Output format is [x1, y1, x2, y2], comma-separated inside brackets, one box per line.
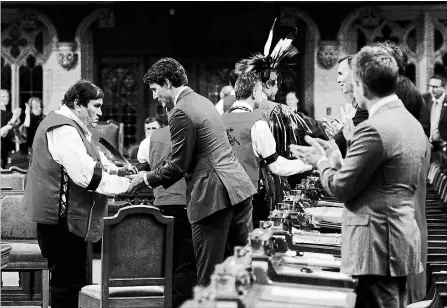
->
[290, 46, 425, 308]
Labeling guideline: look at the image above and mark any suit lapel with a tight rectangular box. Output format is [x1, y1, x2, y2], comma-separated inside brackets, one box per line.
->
[439, 95, 447, 122]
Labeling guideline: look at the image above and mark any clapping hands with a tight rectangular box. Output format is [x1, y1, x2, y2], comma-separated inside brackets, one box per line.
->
[290, 136, 343, 170]
[321, 117, 342, 139]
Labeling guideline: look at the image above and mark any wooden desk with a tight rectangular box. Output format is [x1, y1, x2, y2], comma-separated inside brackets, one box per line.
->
[1, 244, 12, 269]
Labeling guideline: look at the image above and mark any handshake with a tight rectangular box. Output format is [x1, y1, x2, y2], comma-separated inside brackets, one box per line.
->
[116, 165, 149, 195]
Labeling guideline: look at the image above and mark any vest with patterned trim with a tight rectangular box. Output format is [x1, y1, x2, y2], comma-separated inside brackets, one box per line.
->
[22, 112, 108, 242]
[221, 111, 260, 189]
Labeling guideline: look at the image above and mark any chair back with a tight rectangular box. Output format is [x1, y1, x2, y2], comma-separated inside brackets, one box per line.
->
[1, 167, 27, 190]
[91, 119, 124, 153]
[101, 204, 173, 297]
[1, 193, 37, 241]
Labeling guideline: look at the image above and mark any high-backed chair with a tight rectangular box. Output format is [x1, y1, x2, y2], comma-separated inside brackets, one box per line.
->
[1, 166, 27, 190]
[79, 205, 174, 308]
[1, 193, 49, 308]
[91, 119, 124, 154]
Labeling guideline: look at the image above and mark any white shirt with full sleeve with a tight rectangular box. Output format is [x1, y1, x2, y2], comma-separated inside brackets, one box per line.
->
[137, 135, 151, 163]
[46, 105, 130, 196]
[231, 101, 312, 176]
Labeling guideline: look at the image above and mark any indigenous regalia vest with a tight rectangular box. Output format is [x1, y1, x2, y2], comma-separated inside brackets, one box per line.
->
[22, 112, 107, 242]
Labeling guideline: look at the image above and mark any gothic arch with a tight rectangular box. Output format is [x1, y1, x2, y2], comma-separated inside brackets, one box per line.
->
[74, 9, 110, 80]
[280, 7, 320, 115]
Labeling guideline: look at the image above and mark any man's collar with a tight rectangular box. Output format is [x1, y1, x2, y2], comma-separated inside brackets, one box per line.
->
[56, 105, 92, 138]
[368, 94, 399, 119]
[231, 101, 254, 112]
[174, 86, 188, 105]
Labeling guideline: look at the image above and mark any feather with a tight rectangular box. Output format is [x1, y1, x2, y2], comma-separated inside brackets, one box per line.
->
[264, 18, 277, 57]
[98, 137, 132, 168]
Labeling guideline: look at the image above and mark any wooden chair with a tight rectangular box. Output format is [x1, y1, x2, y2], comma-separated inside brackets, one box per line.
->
[0, 193, 49, 308]
[79, 205, 174, 308]
[1, 166, 27, 190]
[91, 119, 124, 154]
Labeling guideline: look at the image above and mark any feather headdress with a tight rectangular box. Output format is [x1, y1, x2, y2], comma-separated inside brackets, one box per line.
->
[235, 18, 299, 83]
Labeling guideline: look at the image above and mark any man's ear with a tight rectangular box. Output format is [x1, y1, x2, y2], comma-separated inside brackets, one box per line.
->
[165, 79, 171, 89]
[74, 99, 82, 110]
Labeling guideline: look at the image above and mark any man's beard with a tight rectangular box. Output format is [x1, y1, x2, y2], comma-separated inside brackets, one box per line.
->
[163, 97, 175, 112]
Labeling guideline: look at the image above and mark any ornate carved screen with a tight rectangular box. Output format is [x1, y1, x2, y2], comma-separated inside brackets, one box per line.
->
[99, 57, 139, 151]
[339, 5, 447, 91]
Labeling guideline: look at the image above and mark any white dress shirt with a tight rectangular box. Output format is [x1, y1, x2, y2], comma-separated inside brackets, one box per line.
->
[231, 101, 312, 176]
[368, 94, 399, 119]
[430, 92, 446, 139]
[137, 135, 151, 163]
[215, 99, 225, 115]
[47, 105, 130, 196]
[174, 86, 188, 105]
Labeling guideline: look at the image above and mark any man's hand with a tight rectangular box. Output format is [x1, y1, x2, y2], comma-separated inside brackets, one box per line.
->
[321, 117, 342, 139]
[0, 124, 12, 138]
[117, 165, 138, 177]
[342, 118, 355, 142]
[10, 108, 22, 123]
[289, 136, 327, 167]
[127, 172, 148, 195]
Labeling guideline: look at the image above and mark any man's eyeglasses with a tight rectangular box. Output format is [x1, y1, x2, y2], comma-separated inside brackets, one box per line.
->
[428, 84, 442, 89]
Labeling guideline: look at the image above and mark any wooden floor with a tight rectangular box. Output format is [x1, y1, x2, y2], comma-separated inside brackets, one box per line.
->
[1, 259, 101, 308]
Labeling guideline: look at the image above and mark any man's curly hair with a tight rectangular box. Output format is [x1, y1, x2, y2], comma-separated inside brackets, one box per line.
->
[143, 58, 188, 87]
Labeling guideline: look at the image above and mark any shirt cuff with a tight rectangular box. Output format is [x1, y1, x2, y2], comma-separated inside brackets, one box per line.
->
[317, 157, 330, 174]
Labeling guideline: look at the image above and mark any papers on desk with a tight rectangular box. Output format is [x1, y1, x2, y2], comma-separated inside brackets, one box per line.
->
[263, 285, 356, 307]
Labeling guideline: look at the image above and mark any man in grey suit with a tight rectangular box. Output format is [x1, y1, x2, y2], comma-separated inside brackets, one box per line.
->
[290, 46, 426, 308]
[129, 58, 257, 287]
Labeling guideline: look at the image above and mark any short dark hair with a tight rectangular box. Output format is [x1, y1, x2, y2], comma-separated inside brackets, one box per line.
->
[62, 80, 104, 108]
[374, 41, 408, 75]
[235, 72, 261, 100]
[143, 57, 188, 87]
[338, 55, 354, 68]
[145, 116, 162, 126]
[430, 74, 447, 87]
[352, 46, 399, 98]
[396, 75, 424, 119]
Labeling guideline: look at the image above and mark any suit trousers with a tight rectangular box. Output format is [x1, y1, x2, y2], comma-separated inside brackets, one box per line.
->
[158, 204, 197, 305]
[191, 197, 253, 286]
[355, 275, 407, 308]
[36, 223, 88, 308]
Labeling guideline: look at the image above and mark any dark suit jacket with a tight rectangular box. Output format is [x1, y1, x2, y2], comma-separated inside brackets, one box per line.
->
[318, 99, 426, 276]
[334, 108, 369, 158]
[146, 87, 257, 223]
[423, 92, 447, 140]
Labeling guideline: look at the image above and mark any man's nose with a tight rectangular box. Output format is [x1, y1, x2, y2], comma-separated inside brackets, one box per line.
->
[97, 109, 102, 116]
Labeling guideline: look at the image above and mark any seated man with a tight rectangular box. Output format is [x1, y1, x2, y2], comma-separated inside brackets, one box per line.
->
[137, 116, 162, 165]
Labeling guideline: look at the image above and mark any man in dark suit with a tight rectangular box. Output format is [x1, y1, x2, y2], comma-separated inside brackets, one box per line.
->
[129, 58, 257, 287]
[423, 74, 447, 142]
[291, 46, 426, 308]
[331, 55, 369, 157]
